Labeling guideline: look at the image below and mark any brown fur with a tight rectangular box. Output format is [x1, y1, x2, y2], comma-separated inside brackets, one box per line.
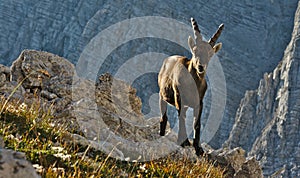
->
[158, 18, 224, 156]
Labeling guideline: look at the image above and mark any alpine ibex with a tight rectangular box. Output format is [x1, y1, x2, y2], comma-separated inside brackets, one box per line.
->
[158, 18, 224, 156]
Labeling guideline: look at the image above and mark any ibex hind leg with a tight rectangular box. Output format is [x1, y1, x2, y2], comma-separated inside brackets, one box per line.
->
[159, 94, 168, 136]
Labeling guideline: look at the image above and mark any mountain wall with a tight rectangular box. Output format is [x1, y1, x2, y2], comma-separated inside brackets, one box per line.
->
[225, 1, 300, 177]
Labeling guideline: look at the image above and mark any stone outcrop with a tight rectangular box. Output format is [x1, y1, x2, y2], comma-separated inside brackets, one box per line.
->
[202, 145, 263, 178]
[7, 50, 79, 131]
[0, 1, 299, 149]
[0, 148, 40, 178]
[225, 1, 300, 177]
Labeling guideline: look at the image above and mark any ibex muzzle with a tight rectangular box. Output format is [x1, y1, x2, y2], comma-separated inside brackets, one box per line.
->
[158, 18, 224, 156]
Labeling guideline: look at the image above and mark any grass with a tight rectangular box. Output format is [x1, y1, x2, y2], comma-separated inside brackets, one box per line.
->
[0, 95, 227, 177]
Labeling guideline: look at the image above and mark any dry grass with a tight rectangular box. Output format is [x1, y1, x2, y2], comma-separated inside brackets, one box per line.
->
[0, 95, 227, 177]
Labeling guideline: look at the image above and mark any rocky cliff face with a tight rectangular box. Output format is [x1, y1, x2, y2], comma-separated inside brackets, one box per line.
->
[0, 1, 299, 149]
[225, 1, 300, 177]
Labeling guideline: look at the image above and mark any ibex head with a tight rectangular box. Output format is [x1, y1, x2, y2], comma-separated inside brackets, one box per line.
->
[188, 18, 224, 74]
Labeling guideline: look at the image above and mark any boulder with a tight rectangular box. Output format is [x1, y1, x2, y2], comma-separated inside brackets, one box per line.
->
[0, 149, 40, 178]
[10, 50, 78, 129]
[203, 144, 263, 178]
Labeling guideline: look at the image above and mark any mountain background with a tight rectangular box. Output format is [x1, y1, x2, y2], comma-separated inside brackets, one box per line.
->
[0, 0, 299, 177]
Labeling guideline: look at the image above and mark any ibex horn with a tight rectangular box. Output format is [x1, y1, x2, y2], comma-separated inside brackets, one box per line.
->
[209, 23, 224, 47]
[191, 18, 202, 42]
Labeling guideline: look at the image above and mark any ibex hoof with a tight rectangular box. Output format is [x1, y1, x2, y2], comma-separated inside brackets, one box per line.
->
[180, 139, 191, 147]
[194, 145, 204, 156]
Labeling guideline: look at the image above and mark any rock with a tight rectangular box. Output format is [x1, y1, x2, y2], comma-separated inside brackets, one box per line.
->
[0, 137, 4, 148]
[0, 1, 299, 150]
[11, 50, 75, 92]
[225, 1, 300, 177]
[10, 50, 78, 129]
[234, 157, 263, 178]
[0, 64, 24, 98]
[72, 77, 180, 161]
[63, 133, 125, 160]
[203, 144, 263, 178]
[0, 149, 40, 178]
[0, 64, 10, 83]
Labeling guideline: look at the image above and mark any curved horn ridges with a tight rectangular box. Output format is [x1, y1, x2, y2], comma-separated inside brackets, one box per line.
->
[191, 18, 202, 42]
[209, 23, 224, 47]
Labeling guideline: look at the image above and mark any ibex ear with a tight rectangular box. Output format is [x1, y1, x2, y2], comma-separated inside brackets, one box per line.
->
[213, 43, 222, 53]
[188, 36, 196, 52]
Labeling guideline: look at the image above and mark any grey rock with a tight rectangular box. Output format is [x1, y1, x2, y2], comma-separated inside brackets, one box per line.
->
[10, 50, 78, 128]
[0, 64, 10, 84]
[0, 64, 9, 87]
[40, 90, 57, 100]
[0, 0, 299, 149]
[0, 148, 40, 178]
[203, 145, 263, 178]
[72, 73, 180, 161]
[0, 64, 24, 98]
[225, 1, 300, 177]
[11, 49, 75, 92]
[0, 137, 4, 148]
[63, 133, 125, 160]
[234, 157, 263, 178]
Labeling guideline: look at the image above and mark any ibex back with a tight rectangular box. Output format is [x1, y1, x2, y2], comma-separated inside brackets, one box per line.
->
[158, 18, 224, 156]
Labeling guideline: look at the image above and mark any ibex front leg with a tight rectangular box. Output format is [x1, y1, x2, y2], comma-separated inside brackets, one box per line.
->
[193, 101, 204, 156]
[159, 94, 168, 136]
[174, 84, 190, 147]
[177, 106, 190, 147]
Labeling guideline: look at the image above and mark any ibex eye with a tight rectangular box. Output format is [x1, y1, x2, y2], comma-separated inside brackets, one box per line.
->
[198, 65, 204, 72]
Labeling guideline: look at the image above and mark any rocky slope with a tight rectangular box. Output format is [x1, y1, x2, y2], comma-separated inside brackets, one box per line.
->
[225, 1, 300, 177]
[0, 1, 299, 148]
[0, 50, 263, 177]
